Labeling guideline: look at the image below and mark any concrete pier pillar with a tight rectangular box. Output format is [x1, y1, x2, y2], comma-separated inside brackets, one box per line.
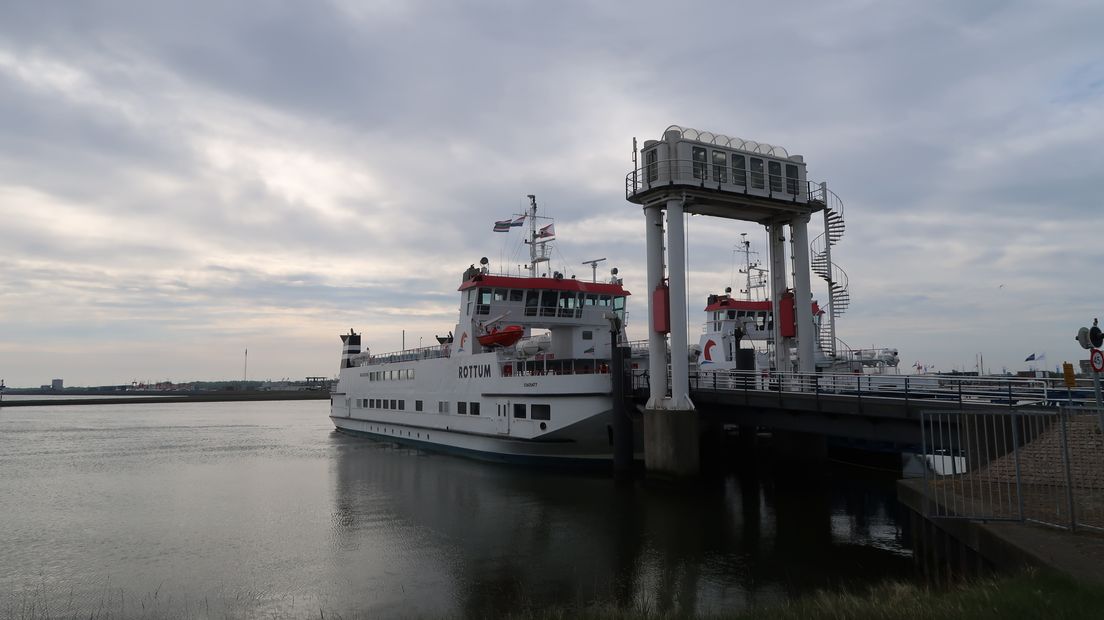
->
[790, 214, 816, 374]
[768, 221, 788, 371]
[643, 408, 700, 478]
[665, 199, 692, 410]
[644, 205, 668, 407]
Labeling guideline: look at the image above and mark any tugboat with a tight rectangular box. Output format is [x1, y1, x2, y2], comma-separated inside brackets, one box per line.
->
[329, 195, 637, 465]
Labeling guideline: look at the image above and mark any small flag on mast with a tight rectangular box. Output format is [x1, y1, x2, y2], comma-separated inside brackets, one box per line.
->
[1024, 353, 1036, 362]
[537, 223, 555, 238]
[511, 215, 525, 226]
[493, 220, 512, 232]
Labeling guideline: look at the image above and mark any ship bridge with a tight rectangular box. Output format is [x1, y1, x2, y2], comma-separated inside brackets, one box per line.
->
[458, 274, 629, 325]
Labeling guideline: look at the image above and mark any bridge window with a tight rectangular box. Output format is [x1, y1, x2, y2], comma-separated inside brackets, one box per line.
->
[785, 163, 799, 195]
[513, 403, 527, 418]
[712, 150, 728, 183]
[525, 290, 540, 316]
[768, 161, 783, 192]
[540, 290, 558, 317]
[584, 294, 598, 306]
[494, 289, 508, 301]
[476, 288, 491, 315]
[509, 289, 524, 302]
[531, 404, 551, 421]
[750, 158, 764, 189]
[645, 148, 658, 182]
[598, 295, 611, 307]
[692, 147, 707, 180]
[732, 154, 746, 186]
[613, 296, 625, 320]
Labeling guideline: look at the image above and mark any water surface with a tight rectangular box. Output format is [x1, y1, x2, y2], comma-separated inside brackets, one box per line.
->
[0, 401, 912, 617]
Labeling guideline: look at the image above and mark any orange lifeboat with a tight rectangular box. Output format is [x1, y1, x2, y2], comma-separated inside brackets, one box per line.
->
[477, 325, 524, 348]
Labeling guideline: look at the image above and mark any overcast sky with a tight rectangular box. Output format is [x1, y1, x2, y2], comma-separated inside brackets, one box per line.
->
[1, 0, 1101, 387]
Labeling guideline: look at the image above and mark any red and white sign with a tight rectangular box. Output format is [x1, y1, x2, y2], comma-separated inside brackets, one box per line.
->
[1091, 348, 1104, 373]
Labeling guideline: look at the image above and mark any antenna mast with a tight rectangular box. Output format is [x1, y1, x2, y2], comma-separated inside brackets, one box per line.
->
[736, 233, 766, 301]
[525, 194, 551, 277]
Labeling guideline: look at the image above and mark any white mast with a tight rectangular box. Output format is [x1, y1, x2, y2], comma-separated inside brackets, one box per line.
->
[525, 194, 551, 277]
[736, 233, 766, 301]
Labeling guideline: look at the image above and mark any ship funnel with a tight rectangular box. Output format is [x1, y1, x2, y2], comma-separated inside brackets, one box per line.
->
[340, 329, 361, 368]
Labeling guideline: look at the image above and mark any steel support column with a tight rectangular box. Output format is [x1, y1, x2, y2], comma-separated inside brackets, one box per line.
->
[790, 214, 816, 373]
[768, 221, 788, 371]
[644, 205, 668, 407]
[666, 198, 693, 409]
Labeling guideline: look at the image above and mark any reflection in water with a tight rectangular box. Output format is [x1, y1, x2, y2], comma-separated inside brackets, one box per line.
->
[329, 435, 912, 616]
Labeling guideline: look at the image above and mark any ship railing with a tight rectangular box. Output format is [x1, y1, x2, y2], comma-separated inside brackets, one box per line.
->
[625, 159, 810, 203]
[357, 345, 451, 366]
[676, 369, 1075, 408]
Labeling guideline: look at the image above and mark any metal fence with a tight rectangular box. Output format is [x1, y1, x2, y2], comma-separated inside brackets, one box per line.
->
[919, 407, 1104, 532]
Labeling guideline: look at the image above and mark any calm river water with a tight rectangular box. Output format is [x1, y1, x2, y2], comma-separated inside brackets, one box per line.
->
[0, 401, 912, 618]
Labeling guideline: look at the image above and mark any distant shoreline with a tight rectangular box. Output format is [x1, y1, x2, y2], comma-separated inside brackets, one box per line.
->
[0, 391, 330, 407]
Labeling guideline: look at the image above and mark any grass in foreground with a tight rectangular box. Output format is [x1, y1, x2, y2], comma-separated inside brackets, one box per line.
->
[509, 569, 1104, 620]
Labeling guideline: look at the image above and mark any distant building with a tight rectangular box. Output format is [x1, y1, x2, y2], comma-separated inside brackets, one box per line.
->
[51, 379, 63, 390]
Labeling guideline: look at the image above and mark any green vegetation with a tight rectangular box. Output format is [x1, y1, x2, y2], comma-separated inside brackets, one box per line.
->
[509, 570, 1104, 620]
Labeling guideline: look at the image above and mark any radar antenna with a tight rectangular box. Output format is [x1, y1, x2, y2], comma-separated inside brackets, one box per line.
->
[581, 258, 607, 283]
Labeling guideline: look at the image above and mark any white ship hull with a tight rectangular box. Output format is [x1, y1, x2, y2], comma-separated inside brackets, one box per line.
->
[329, 352, 624, 466]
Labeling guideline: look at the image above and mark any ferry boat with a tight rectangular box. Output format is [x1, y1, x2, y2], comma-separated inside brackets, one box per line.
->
[329, 196, 636, 466]
[692, 236, 899, 375]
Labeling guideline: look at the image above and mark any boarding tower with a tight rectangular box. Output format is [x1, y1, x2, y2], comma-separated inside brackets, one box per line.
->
[626, 125, 845, 476]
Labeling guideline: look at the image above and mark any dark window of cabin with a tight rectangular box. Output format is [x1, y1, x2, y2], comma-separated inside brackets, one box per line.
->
[785, 163, 799, 195]
[712, 150, 728, 183]
[613, 296, 626, 320]
[645, 148, 658, 182]
[457, 401, 467, 415]
[477, 288, 491, 315]
[692, 147, 707, 179]
[531, 404, 551, 420]
[513, 403, 527, 418]
[582, 330, 593, 340]
[415, 400, 423, 412]
[768, 161, 782, 192]
[398, 400, 405, 411]
[382, 400, 389, 410]
[470, 402, 480, 416]
[750, 158, 764, 189]
[541, 290, 558, 317]
[390, 399, 397, 409]
[732, 154, 747, 185]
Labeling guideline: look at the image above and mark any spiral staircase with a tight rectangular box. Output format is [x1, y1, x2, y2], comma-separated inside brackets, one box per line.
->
[809, 185, 849, 358]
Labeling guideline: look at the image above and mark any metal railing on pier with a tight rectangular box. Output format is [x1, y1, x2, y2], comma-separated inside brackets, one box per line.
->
[675, 369, 1069, 408]
[919, 408, 1104, 532]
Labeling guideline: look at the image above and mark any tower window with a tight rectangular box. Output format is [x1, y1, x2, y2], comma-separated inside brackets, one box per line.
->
[692, 147, 707, 180]
[750, 158, 764, 189]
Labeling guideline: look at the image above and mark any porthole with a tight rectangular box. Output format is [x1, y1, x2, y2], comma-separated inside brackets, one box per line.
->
[539, 422, 547, 431]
